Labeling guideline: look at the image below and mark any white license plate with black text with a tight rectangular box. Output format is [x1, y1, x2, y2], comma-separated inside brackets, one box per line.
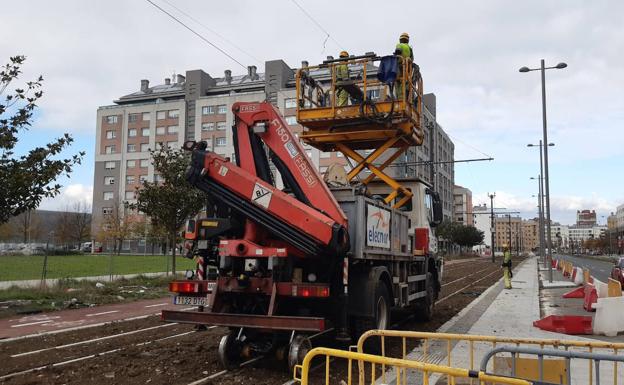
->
[174, 296, 206, 306]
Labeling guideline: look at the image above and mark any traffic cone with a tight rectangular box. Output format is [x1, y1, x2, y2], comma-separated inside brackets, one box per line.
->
[533, 315, 593, 335]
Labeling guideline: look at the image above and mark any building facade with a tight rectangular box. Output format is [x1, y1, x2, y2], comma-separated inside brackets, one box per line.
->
[494, 215, 523, 253]
[92, 60, 455, 240]
[472, 204, 491, 253]
[576, 209, 597, 227]
[453, 185, 473, 226]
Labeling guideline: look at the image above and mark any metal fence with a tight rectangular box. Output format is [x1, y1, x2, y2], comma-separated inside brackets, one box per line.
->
[0, 239, 194, 286]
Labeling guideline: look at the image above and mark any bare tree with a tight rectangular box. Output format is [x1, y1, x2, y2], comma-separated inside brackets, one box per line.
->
[56, 201, 91, 249]
[97, 200, 134, 255]
[17, 210, 41, 243]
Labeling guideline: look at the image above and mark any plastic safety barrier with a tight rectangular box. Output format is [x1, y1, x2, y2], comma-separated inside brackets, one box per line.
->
[292, 346, 533, 385]
[593, 296, 624, 337]
[607, 278, 622, 297]
[584, 283, 598, 312]
[533, 315, 593, 335]
[356, 330, 624, 385]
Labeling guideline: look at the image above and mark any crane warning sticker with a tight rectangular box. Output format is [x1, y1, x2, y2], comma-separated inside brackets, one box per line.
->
[366, 204, 391, 249]
[251, 183, 272, 209]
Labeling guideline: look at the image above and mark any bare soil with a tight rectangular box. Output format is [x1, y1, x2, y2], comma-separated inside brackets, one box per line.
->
[0, 258, 516, 385]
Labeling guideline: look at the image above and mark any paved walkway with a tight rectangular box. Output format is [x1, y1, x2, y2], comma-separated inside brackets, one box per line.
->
[0, 297, 183, 340]
[382, 257, 621, 385]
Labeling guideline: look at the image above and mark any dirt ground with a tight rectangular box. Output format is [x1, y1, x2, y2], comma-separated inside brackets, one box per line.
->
[0, 257, 513, 385]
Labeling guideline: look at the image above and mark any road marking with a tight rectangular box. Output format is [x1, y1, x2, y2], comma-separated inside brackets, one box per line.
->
[85, 310, 120, 317]
[144, 302, 168, 308]
[10, 321, 52, 328]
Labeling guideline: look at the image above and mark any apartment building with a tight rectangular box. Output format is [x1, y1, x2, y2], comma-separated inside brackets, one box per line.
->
[494, 215, 523, 253]
[522, 219, 539, 252]
[472, 204, 491, 253]
[92, 59, 455, 241]
[576, 209, 597, 227]
[453, 185, 473, 226]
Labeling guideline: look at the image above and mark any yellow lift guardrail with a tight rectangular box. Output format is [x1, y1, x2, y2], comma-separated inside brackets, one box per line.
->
[356, 330, 624, 385]
[294, 54, 424, 209]
[292, 346, 533, 385]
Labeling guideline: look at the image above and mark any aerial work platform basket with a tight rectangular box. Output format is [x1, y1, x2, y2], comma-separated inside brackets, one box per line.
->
[295, 54, 424, 208]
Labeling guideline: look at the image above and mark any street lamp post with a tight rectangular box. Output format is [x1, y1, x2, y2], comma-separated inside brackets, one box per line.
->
[528, 141, 554, 269]
[520, 60, 567, 283]
[488, 192, 496, 262]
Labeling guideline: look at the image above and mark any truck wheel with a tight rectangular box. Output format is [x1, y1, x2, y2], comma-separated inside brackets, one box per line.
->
[352, 281, 391, 353]
[287, 335, 312, 373]
[218, 333, 242, 369]
[415, 272, 435, 322]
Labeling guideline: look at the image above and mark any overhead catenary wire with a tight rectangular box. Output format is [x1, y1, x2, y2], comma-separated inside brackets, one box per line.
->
[158, 0, 264, 65]
[290, 0, 345, 51]
[144, 0, 247, 70]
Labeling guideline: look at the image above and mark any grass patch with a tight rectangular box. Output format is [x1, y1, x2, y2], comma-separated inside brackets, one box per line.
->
[0, 275, 175, 319]
[0, 254, 196, 281]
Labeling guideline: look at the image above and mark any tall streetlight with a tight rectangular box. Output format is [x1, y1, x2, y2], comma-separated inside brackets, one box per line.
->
[530, 175, 545, 266]
[520, 60, 567, 283]
[488, 192, 496, 262]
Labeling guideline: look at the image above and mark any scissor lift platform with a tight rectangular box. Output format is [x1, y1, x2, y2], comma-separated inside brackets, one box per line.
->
[295, 54, 424, 208]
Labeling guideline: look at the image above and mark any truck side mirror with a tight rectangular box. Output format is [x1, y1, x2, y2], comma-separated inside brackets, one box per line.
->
[431, 192, 443, 226]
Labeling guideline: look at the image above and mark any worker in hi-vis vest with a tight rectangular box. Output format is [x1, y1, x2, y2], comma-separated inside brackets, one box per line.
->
[502, 245, 513, 289]
[394, 32, 413, 100]
[335, 51, 350, 107]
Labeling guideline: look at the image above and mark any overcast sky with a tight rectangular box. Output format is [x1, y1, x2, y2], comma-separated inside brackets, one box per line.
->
[2, 0, 623, 225]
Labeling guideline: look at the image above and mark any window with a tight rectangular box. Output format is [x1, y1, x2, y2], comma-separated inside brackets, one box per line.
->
[217, 105, 227, 114]
[105, 145, 115, 154]
[106, 130, 116, 139]
[128, 128, 137, 137]
[167, 125, 178, 134]
[128, 113, 140, 122]
[366, 89, 380, 100]
[285, 116, 297, 125]
[140, 143, 149, 152]
[320, 152, 330, 159]
[215, 137, 226, 147]
[142, 112, 150, 121]
[126, 175, 135, 185]
[127, 144, 136, 152]
[139, 175, 148, 183]
[201, 122, 214, 131]
[141, 128, 150, 137]
[168, 109, 179, 118]
[102, 207, 113, 215]
[336, 152, 344, 157]
[320, 166, 328, 173]
[216, 121, 227, 131]
[106, 115, 118, 124]
[140, 159, 149, 168]
[167, 141, 178, 148]
[126, 161, 136, 169]
[103, 191, 114, 201]
[156, 110, 166, 120]
[104, 176, 115, 185]
[202, 106, 215, 115]
[154, 174, 163, 183]
[285, 98, 297, 109]
[125, 191, 135, 200]
[105, 161, 116, 170]
[156, 126, 166, 135]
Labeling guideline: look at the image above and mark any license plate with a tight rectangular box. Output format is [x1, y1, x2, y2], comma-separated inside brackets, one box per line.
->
[174, 296, 207, 306]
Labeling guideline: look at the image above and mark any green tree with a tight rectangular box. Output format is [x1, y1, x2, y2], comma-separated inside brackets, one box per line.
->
[131, 146, 204, 275]
[0, 56, 84, 224]
[454, 225, 484, 248]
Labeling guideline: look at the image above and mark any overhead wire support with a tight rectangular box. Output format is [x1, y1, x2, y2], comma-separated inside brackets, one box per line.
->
[144, 0, 247, 70]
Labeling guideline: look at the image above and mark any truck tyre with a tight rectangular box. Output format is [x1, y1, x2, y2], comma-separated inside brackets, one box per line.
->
[218, 333, 242, 369]
[352, 281, 391, 353]
[415, 272, 435, 322]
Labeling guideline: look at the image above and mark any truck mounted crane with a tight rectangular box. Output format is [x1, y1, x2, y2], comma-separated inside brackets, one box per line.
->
[161, 53, 443, 371]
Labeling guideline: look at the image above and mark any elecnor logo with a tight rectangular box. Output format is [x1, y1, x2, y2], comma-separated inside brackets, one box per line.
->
[366, 204, 390, 249]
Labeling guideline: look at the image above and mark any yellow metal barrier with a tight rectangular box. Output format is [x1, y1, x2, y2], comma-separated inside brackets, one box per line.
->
[608, 278, 622, 297]
[292, 347, 533, 385]
[357, 330, 624, 385]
